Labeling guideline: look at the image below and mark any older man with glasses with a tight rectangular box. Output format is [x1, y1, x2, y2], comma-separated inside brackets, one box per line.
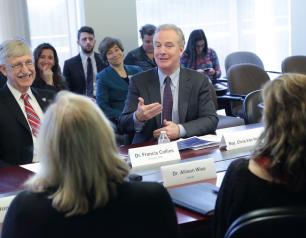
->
[0, 39, 55, 166]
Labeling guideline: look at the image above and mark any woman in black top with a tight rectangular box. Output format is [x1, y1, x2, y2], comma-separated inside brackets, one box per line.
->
[33, 43, 66, 92]
[213, 73, 306, 238]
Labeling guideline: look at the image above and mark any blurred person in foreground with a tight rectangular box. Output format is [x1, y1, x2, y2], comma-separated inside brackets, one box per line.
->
[2, 91, 180, 238]
[213, 73, 306, 238]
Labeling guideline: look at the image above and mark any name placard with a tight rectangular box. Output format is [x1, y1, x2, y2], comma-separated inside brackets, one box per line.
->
[0, 195, 15, 223]
[161, 158, 216, 187]
[220, 127, 263, 150]
[128, 142, 181, 169]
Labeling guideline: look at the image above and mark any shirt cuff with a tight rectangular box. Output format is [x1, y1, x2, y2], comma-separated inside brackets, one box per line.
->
[178, 124, 186, 138]
[133, 112, 145, 132]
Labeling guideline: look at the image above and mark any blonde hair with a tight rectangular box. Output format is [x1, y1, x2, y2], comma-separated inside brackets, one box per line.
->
[26, 91, 129, 216]
[254, 73, 306, 191]
[0, 39, 32, 64]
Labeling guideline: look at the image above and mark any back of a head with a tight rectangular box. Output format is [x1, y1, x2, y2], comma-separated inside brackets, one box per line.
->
[255, 73, 306, 191]
[27, 91, 129, 216]
[0, 39, 32, 64]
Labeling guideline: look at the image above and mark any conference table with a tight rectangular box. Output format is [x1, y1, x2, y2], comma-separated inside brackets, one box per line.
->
[0, 123, 261, 237]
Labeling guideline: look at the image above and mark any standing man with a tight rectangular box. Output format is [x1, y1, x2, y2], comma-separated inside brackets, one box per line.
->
[119, 24, 218, 144]
[124, 24, 157, 71]
[0, 39, 55, 166]
[63, 26, 107, 97]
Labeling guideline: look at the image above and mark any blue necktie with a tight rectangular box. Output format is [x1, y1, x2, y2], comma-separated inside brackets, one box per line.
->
[162, 76, 173, 122]
[86, 57, 93, 97]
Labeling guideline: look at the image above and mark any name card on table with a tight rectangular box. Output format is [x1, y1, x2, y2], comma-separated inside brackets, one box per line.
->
[0, 195, 15, 223]
[161, 158, 216, 187]
[128, 142, 181, 169]
[220, 127, 263, 150]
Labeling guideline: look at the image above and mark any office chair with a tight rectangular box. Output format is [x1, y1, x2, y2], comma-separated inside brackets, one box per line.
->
[242, 90, 263, 124]
[224, 206, 306, 238]
[208, 82, 245, 129]
[225, 51, 265, 74]
[281, 55, 306, 75]
[222, 63, 270, 118]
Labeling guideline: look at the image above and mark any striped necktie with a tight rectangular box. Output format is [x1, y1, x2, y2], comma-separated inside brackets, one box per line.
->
[21, 93, 41, 137]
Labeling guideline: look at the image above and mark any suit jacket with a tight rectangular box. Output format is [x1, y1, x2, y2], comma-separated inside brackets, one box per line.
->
[0, 85, 55, 166]
[63, 52, 107, 94]
[96, 65, 142, 122]
[2, 182, 179, 238]
[0, 72, 7, 88]
[118, 67, 218, 144]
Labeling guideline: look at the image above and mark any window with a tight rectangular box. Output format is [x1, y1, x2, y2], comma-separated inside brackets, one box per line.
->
[136, 0, 291, 73]
[26, 0, 84, 68]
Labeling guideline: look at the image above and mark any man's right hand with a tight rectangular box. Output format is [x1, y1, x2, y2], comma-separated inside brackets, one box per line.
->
[135, 97, 162, 122]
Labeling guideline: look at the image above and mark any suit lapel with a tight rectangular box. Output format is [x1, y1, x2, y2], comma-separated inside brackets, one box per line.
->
[31, 88, 49, 111]
[146, 69, 162, 128]
[0, 85, 31, 132]
[77, 54, 86, 82]
[178, 68, 193, 122]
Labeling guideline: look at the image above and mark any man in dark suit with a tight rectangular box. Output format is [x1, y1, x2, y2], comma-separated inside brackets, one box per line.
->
[0, 39, 55, 166]
[119, 24, 218, 144]
[0, 71, 7, 88]
[63, 26, 107, 97]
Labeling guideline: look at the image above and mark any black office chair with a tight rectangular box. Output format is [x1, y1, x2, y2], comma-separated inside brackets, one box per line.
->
[208, 82, 245, 129]
[220, 63, 269, 118]
[281, 55, 306, 75]
[224, 206, 306, 238]
[225, 51, 265, 74]
[242, 90, 263, 124]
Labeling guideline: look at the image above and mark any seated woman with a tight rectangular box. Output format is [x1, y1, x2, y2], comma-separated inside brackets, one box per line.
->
[33, 43, 66, 92]
[2, 91, 179, 238]
[96, 37, 142, 125]
[180, 29, 221, 84]
[213, 73, 306, 238]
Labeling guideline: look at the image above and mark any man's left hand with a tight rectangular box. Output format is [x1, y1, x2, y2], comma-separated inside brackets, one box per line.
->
[153, 120, 180, 140]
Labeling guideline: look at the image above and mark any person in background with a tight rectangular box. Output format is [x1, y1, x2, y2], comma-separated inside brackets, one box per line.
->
[0, 71, 7, 87]
[33, 43, 66, 92]
[213, 73, 306, 238]
[2, 91, 180, 238]
[124, 24, 157, 71]
[180, 29, 221, 84]
[96, 37, 142, 126]
[0, 39, 55, 166]
[119, 24, 218, 144]
[63, 26, 107, 97]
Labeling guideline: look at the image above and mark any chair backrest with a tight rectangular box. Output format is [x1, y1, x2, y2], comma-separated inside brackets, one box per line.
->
[243, 90, 263, 124]
[228, 64, 270, 96]
[227, 64, 269, 117]
[225, 51, 265, 74]
[224, 206, 306, 238]
[281, 55, 306, 74]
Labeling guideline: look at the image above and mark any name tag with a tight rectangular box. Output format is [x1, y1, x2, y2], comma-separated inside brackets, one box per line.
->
[161, 158, 216, 187]
[220, 127, 263, 150]
[0, 195, 15, 223]
[128, 142, 181, 169]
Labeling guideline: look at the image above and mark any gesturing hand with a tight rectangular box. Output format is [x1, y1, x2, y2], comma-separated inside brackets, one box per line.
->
[135, 97, 162, 122]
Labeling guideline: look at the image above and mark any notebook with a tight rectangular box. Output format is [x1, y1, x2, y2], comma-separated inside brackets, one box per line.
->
[176, 136, 219, 150]
[167, 182, 219, 216]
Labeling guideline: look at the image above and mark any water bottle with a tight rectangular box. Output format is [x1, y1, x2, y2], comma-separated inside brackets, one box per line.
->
[158, 131, 170, 144]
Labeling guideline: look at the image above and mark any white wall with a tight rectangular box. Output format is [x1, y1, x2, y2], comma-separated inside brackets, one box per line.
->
[83, 0, 139, 54]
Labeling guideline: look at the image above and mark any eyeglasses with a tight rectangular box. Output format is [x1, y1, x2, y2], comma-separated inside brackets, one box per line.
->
[6, 61, 34, 70]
